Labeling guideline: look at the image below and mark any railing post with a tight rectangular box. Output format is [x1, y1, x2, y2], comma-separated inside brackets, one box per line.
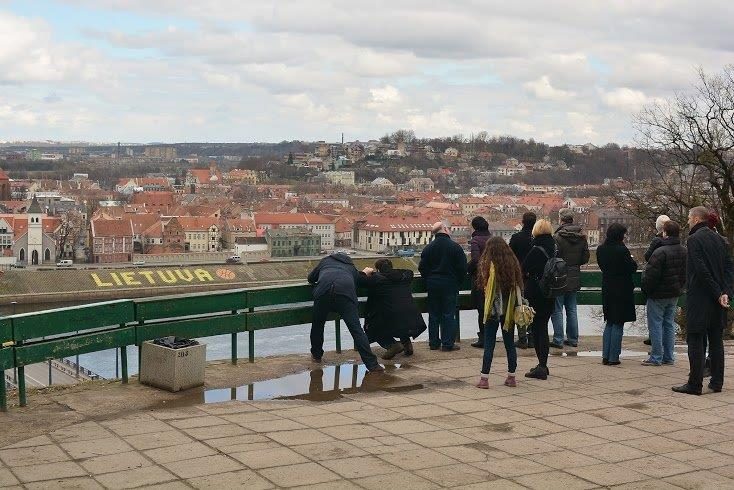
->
[0, 369, 6, 412]
[17, 365, 26, 407]
[231, 310, 238, 365]
[335, 316, 342, 354]
[121, 346, 128, 384]
[47, 359, 52, 386]
[247, 307, 254, 363]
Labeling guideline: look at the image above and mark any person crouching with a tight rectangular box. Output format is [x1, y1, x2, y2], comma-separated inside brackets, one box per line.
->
[360, 259, 427, 359]
[475, 237, 523, 389]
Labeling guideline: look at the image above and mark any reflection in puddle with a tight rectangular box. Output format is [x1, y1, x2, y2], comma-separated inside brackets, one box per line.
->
[551, 350, 649, 358]
[193, 363, 421, 404]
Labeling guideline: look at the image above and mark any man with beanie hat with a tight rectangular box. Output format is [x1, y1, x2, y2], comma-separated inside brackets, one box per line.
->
[550, 209, 590, 348]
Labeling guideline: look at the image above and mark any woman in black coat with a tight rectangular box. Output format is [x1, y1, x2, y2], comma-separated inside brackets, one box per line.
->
[359, 259, 427, 359]
[596, 223, 638, 365]
[521, 219, 556, 379]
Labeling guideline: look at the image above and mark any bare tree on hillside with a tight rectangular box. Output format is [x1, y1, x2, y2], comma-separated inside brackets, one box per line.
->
[619, 66, 734, 248]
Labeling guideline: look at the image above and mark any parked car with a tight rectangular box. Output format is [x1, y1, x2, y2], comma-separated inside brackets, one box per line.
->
[56, 259, 74, 267]
[319, 250, 328, 255]
[226, 255, 242, 264]
[11, 262, 26, 269]
[132, 260, 146, 266]
[397, 249, 416, 258]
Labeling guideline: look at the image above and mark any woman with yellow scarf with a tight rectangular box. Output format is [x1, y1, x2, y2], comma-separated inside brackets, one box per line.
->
[476, 237, 524, 389]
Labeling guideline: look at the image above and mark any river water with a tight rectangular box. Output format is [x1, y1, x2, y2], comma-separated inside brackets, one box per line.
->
[57, 305, 649, 380]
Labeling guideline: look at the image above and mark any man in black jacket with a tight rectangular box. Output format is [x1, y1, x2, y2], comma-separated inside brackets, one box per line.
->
[673, 207, 734, 395]
[510, 212, 536, 348]
[419, 221, 467, 351]
[641, 220, 686, 366]
[308, 253, 382, 371]
[550, 209, 590, 348]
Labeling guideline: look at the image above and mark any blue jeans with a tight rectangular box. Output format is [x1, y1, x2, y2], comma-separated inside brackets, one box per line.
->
[646, 297, 677, 364]
[481, 317, 517, 374]
[602, 322, 624, 362]
[550, 292, 578, 345]
[427, 278, 458, 348]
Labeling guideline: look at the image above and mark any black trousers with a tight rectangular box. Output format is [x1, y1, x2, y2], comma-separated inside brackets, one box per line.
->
[531, 298, 554, 367]
[311, 293, 379, 369]
[687, 325, 724, 390]
[472, 288, 485, 338]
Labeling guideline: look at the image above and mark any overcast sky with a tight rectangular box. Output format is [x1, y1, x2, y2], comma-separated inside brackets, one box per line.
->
[2, 0, 733, 145]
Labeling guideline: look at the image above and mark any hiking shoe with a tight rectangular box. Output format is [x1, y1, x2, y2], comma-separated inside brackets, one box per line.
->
[643, 338, 651, 345]
[708, 383, 722, 393]
[440, 345, 460, 352]
[662, 360, 675, 365]
[602, 358, 609, 365]
[402, 339, 414, 356]
[476, 377, 489, 389]
[381, 343, 404, 360]
[471, 340, 484, 348]
[549, 341, 564, 349]
[525, 366, 548, 380]
[429, 344, 440, 351]
[504, 375, 517, 387]
[641, 359, 661, 366]
[672, 384, 701, 396]
[563, 340, 578, 347]
[368, 364, 385, 373]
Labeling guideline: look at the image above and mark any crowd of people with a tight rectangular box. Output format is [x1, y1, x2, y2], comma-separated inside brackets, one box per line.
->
[307, 206, 732, 396]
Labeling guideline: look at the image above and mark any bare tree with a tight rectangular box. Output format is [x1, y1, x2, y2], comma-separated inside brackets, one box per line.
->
[53, 210, 85, 259]
[627, 66, 734, 247]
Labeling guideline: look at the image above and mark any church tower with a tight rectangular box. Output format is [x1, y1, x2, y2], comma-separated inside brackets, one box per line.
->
[27, 195, 43, 265]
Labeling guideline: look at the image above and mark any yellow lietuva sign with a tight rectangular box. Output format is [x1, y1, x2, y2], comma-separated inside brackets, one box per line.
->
[90, 268, 235, 288]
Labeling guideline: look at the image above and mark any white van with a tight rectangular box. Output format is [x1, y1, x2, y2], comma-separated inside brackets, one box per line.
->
[56, 259, 73, 267]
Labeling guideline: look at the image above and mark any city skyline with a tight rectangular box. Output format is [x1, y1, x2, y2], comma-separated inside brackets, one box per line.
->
[2, 1, 734, 144]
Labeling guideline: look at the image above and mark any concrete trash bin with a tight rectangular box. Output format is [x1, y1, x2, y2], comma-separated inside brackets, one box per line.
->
[140, 340, 206, 392]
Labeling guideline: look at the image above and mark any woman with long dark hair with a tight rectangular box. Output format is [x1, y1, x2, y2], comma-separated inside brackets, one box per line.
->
[597, 223, 638, 365]
[522, 219, 556, 380]
[475, 237, 523, 388]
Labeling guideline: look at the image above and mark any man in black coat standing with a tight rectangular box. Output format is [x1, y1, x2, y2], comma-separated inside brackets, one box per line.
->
[419, 221, 468, 351]
[673, 207, 734, 395]
[467, 216, 491, 348]
[510, 212, 536, 348]
[308, 252, 383, 372]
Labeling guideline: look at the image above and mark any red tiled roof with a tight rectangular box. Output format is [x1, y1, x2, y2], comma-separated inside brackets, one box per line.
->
[254, 213, 333, 226]
[355, 215, 436, 232]
[91, 218, 134, 238]
[176, 216, 220, 231]
[131, 191, 175, 207]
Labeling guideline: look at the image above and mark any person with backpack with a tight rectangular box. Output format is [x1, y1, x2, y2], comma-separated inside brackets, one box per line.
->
[475, 237, 524, 388]
[551, 209, 590, 349]
[521, 219, 558, 380]
[467, 216, 492, 348]
[641, 220, 686, 367]
[510, 212, 536, 349]
[597, 223, 638, 366]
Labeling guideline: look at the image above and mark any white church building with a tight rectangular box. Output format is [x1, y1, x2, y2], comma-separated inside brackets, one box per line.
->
[0, 196, 59, 265]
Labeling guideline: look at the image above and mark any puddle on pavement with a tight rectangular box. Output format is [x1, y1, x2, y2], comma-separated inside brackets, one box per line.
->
[154, 363, 423, 408]
[552, 350, 649, 358]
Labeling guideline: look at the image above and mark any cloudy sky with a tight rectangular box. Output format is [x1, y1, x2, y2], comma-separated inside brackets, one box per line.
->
[2, 0, 733, 144]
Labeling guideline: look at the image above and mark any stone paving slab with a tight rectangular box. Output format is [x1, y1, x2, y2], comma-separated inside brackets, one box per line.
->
[2, 346, 734, 488]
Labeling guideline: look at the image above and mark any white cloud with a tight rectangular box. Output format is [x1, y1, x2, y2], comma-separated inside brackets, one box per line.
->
[524, 76, 575, 101]
[4, 1, 734, 143]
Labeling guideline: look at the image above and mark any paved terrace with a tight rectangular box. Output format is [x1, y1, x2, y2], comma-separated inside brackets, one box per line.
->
[1, 341, 733, 489]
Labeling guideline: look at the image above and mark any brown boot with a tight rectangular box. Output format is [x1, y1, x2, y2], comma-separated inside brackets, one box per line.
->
[381, 342, 404, 360]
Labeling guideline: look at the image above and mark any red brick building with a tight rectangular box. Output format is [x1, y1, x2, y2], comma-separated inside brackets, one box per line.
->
[90, 219, 134, 263]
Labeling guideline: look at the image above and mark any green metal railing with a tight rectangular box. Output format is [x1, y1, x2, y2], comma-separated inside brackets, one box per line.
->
[0, 271, 667, 411]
